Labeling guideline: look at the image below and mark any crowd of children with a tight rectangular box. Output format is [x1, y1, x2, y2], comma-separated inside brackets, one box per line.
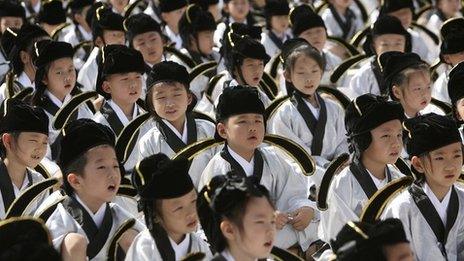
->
[0, 0, 463, 260]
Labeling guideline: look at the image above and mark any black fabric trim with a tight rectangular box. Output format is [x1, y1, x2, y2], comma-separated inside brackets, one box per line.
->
[220, 145, 264, 183]
[156, 113, 198, 153]
[349, 159, 392, 198]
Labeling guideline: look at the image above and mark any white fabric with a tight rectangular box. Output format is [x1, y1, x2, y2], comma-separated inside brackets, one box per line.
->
[45, 90, 72, 107]
[12, 175, 29, 197]
[78, 47, 99, 92]
[320, 5, 364, 40]
[108, 100, 137, 126]
[169, 235, 190, 260]
[227, 146, 254, 176]
[74, 194, 107, 228]
[423, 182, 452, 226]
[17, 71, 35, 89]
[366, 170, 387, 189]
[164, 26, 183, 50]
[162, 118, 188, 144]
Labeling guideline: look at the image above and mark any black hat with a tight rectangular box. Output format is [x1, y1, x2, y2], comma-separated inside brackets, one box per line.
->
[189, 0, 219, 9]
[280, 38, 311, 68]
[12, 23, 49, 51]
[440, 18, 464, 55]
[403, 113, 461, 156]
[37, 0, 66, 25]
[368, 218, 409, 246]
[91, 5, 124, 39]
[331, 221, 373, 253]
[33, 39, 73, 68]
[124, 13, 162, 45]
[58, 118, 115, 171]
[0, 98, 48, 135]
[216, 85, 265, 122]
[136, 153, 194, 199]
[448, 62, 464, 108]
[229, 22, 262, 40]
[85, 1, 103, 32]
[179, 4, 216, 45]
[345, 94, 404, 138]
[1, 28, 19, 57]
[67, 0, 94, 11]
[225, 33, 270, 73]
[379, 0, 414, 15]
[96, 44, 146, 99]
[0, 217, 52, 253]
[289, 4, 325, 37]
[159, 0, 187, 13]
[378, 51, 426, 98]
[264, 0, 290, 17]
[0, 0, 25, 18]
[372, 15, 409, 37]
[146, 61, 190, 90]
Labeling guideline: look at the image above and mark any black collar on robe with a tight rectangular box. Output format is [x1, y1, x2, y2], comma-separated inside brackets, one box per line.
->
[155, 113, 198, 153]
[349, 158, 392, 199]
[408, 182, 459, 259]
[329, 4, 355, 40]
[290, 91, 327, 156]
[100, 100, 140, 136]
[0, 161, 33, 214]
[220, 145, 264, 184]
[268, 31, 287, 50]
[149, 223, 193, 261]
[25, 1, 37, 15]
[62, 196, 113, 259]
[145, 63, 152, 75]
[371, 58, 389, 97]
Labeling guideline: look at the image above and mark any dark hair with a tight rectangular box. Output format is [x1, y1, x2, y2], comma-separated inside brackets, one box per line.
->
[0, 241, 61, 261]
[197, 173, 274, 253]
[390, 63, 430, 101]
[62, 152, 88, 195]
[284, 45, 325, 73]
[10, 35, 46, 75]
[0, 132, 20, 158]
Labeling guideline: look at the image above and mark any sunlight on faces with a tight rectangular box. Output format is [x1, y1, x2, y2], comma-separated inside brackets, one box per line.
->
[285, 55, 323, 97]
[42, 57, 76, 101]
[373, 34, 406, 55]
[383, 243, 414, 261]
[102, 72, 142, 105]
[388, 8, 413, 29]
[298, 27, 327, 53]
[363, 119, 403, 165]
[438, 0, 461, 17]
[161, 7, 186, 32]
[270, 15, 289, 35]
[220, 196, 276, 259]
[235, 58, 264, 86]
[2, 132, 48, 168]
[225, 0, 250, 22]
[412, 142, 463, 191]
[68, 145, 121, 210]
[195, 31, 214, 55]
[0, 16, 23, 33]
[102, 30, 126, 45]
[217, 114, 265, 158]
[158, 190, 199, 241]
[392, 70, 432, 117]
[151, 82, 192, 123]
[133, 31, 164, 65]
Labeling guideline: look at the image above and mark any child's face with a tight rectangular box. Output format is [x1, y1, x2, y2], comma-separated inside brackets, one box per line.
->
[286, 55, 322, 97]
[196, 31, 214, 55]
[393, 71, 432, 117]
[455, 98, 464, 121]
[217, 113, 265, 154]
[363, 119, 403, 165]
[298, 27, 327, 52]
[73, 145, 121, 206]
[222, 196, 276, 259]
[102, 30, 126, 45]
[226, 0, 250, 22]
[159, 190, 199, 238]
[383, 242, 414, 261]
[373, 34, 406, 56]
[103, 72, 142, 105]
[109, 0, 128, 13]
[331, 0, 353, 9]
[4, 132, 48, 168]
[413, 142, 462, 190]
[438, 0, 461, 17]
[161, 7, 186, 30]
[0, 16, 23, 33]
[270, 15, 289, 34]
[132, 31, 164, 65]
[236, 58, 264, 87]
[43, 57, 76, 100]
[151, 82, 191, 122]
[388, 8, 413, 29]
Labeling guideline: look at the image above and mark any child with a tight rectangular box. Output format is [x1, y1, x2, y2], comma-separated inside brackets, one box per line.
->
[261, 0, 290, 57]
[288, 5, 342, 86]
[78, 5, 125, 92]
[349, 15, 410, 98]
[199, 86, 318, 253]
[425, 0, 462, 35]
[126, 153, 212, 260]
[214, 0, 254, 47]
[44, 119, 144, 260]
[197, 172, 276, 260]
[159, 0, 188, 49]
[319, 93, 405, 241]
[381, 113, 464, 260]
[36, 0, 68, 40]
[109, 0, 128, 15]
[0, 98, 49, 219]
[432, 17, 464, 103]
[320, 0, 364, 41]
[31, 40, 94, 160]
[0, 0, 24, 34]
[268, 44, 348, 172]
[94, 44, 150, 173]
[138, 61, 216, 187]
[190, 0, 222, 22]
[446, 62, 464, 136]
[380, 51, 442, 118]
[0, 24, 49, 103]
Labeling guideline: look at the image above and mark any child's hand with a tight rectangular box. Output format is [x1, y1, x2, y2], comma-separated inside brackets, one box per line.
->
[289, 207, 314, 231]
[275, 211, 290, 230]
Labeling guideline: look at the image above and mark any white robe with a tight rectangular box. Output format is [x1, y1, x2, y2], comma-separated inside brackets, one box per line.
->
[199, 145, 319, 251]
[348, 56, 380, 98]
[261, 31, 290, 58]
[432, 65, 451, 103]
[125, 229, 212, 261]
[77, 47, 99, 92]
[409, 28, 434, 63]
[319, 164, 404, 242]
[381, 184, 464, 261]
[320, 5, 364, 40]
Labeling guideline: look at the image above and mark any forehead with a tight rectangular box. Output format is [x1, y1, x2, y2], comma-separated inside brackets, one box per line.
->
[375, 34, 405, 41]
[429, 142, 462, 154]
[228, 113, 263, 120]
[294, 55, 318, 67]
[372, 119, 402, 132]
[152, 81, 186, 93]
[243, 197, 274, 217]
[50, 57, 74, 68]
[133, 31, 161, 41]
[86, 145, 117, 160]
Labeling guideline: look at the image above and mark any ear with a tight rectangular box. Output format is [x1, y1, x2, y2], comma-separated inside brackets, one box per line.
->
[187, 91, 193, 105]
[95, 36, 104, 47]
[67, 173, 83, 191]
[217, 122, 228, 139]
[411, 156, 425, 173]
[220, 220, 236, 241]
[160, 12, 169, 23]
[42, 74, 49, 86]
[392, 85, 402, 100]
[283, 69, 292, 83]
[102, 80, 112, 94]
[1, 133, 13, 151]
